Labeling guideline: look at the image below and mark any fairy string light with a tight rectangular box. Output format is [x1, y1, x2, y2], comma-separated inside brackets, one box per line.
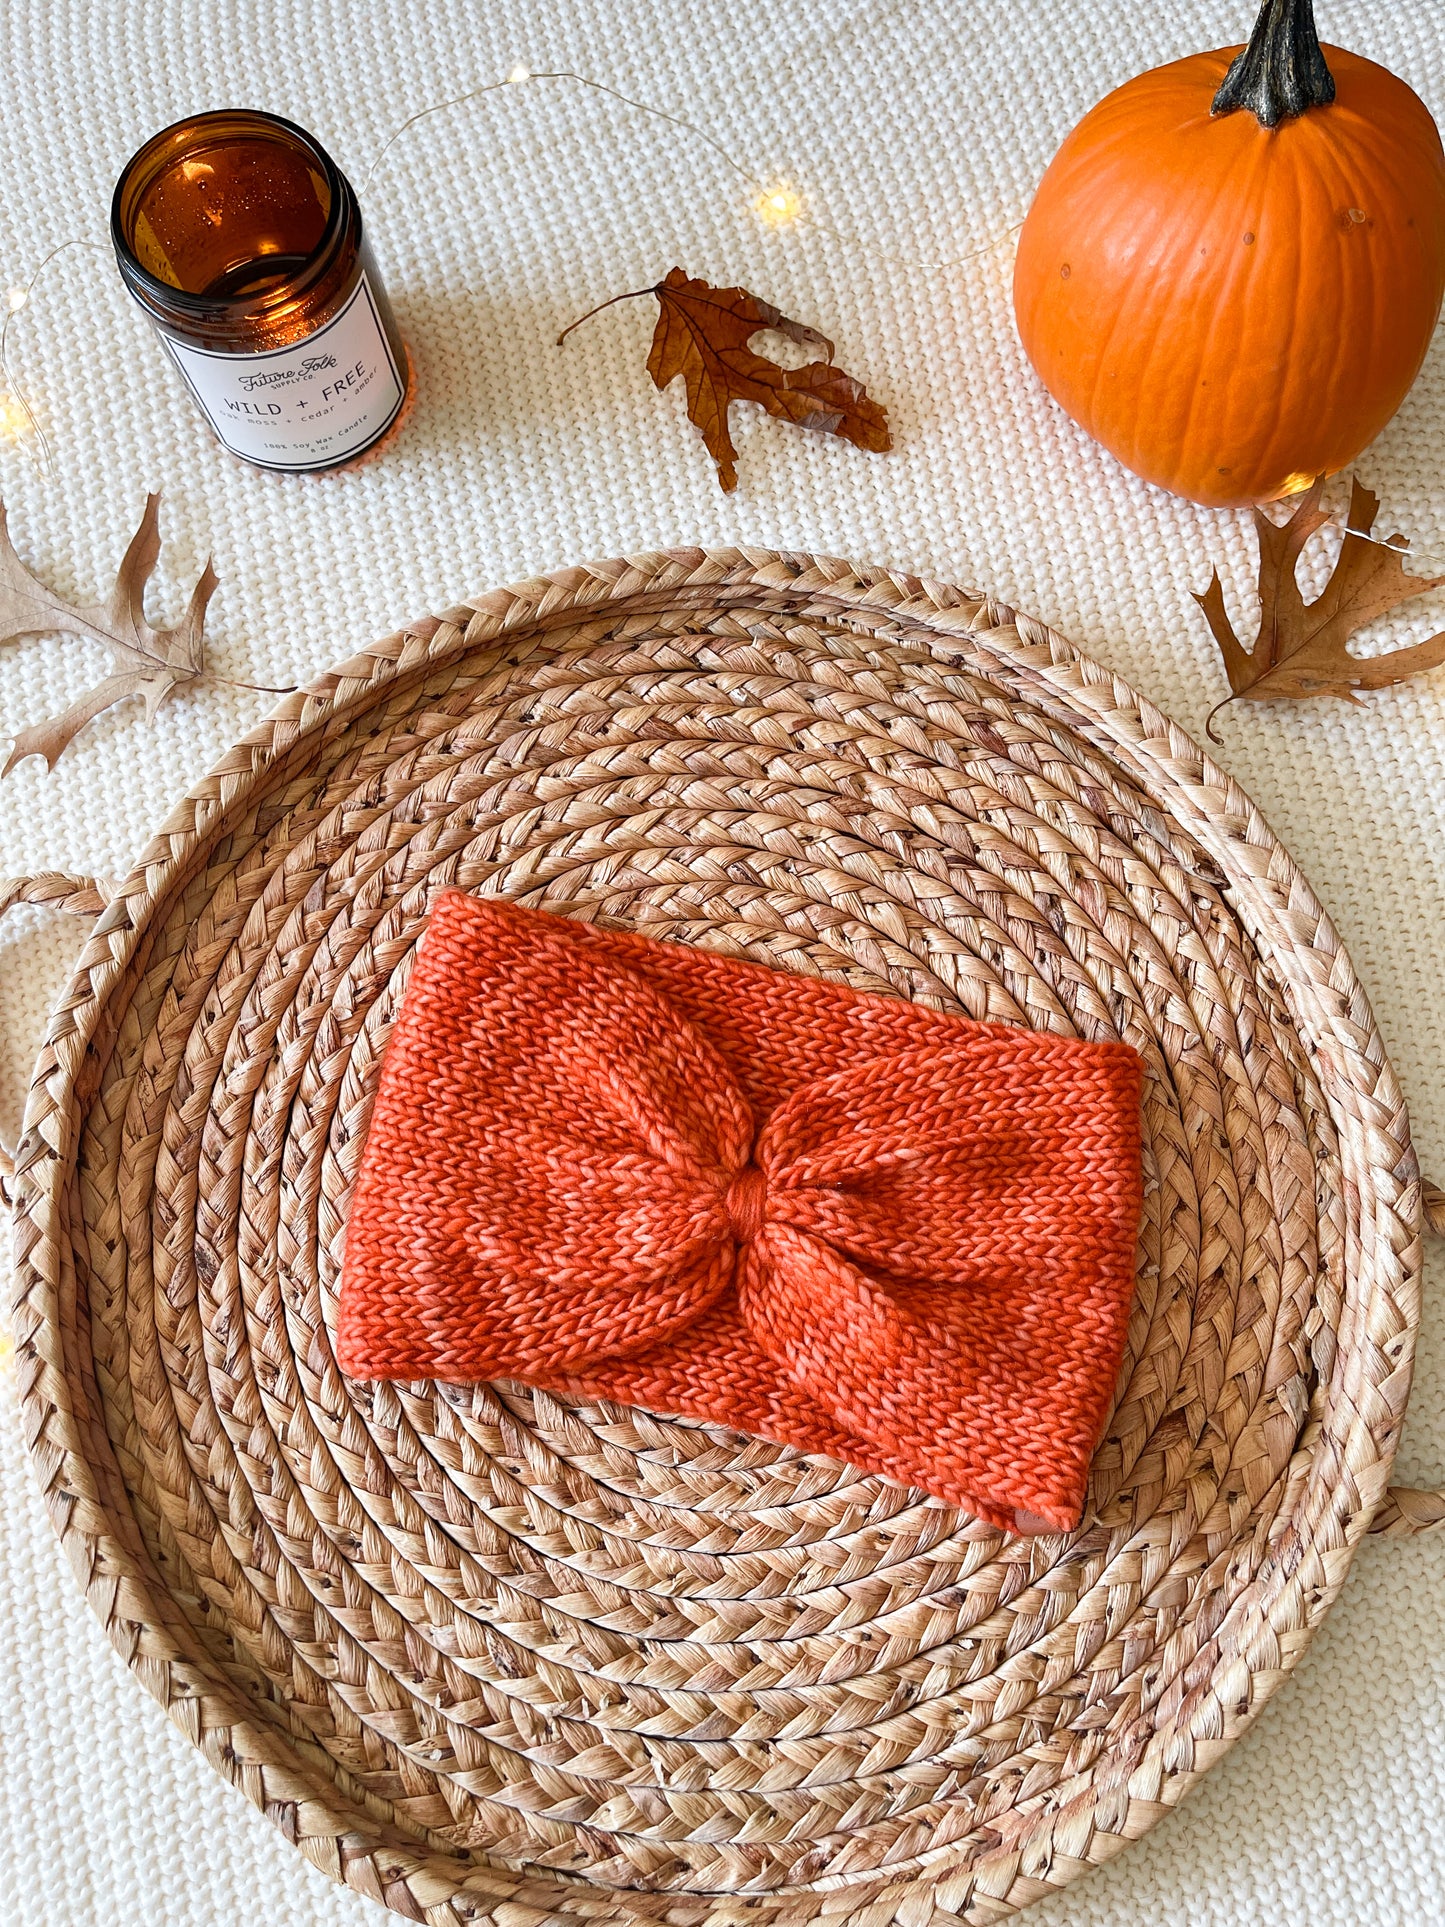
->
[1197, 487, 1445, 607]
[4, 65, 1445, 597]
[359, 64, 1017, 269]
[361, 67, 759, 198]
[2, 239, 111, 474]
[0, 62, 1019, 472]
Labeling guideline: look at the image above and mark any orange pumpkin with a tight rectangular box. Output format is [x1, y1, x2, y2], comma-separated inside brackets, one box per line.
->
[1013, 0, 1445, 507]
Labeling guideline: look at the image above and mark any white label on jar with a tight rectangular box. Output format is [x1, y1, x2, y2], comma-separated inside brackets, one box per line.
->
[160, 272, 404, 472]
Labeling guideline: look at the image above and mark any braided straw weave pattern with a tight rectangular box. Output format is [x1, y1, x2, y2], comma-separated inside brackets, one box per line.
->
[4, 550, 1428, 1924]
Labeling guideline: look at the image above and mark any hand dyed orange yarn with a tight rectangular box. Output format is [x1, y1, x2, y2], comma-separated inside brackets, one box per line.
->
[339, 891, 1144, 1531]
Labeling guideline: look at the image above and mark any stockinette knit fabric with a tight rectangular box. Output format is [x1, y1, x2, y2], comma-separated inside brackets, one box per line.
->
[338, 890, 1144, 1530]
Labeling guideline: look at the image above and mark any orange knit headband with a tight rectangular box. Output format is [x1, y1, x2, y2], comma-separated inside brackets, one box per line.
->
[339, 891, 1144, 1531]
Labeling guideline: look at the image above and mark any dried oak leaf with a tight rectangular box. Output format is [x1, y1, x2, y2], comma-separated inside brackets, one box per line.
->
[1196, 476, 1445, 740]
[0, 492, 217, 774]
[559, 267, 891, 490]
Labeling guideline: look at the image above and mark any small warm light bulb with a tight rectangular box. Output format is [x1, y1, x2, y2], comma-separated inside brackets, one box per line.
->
[7, 288, 28, 312]
[755, 184, 802, 228]
[508, 64, 532, 83]
[0, 393, 31, 442]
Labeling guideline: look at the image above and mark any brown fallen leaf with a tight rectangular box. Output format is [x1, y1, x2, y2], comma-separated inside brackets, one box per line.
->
[1196, 476, 1445, 741]
[1, 493, 219, 774]
[558, 267, 891, 490]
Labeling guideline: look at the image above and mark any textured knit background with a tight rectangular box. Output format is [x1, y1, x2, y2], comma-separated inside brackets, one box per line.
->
[1, 1, 1442, 1921]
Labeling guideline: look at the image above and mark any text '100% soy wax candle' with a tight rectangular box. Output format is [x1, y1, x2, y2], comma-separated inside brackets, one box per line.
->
[112, 109, 409, 473]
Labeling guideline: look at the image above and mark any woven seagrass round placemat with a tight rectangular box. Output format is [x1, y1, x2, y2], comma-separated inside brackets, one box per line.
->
[4, 549, 1441, 1925]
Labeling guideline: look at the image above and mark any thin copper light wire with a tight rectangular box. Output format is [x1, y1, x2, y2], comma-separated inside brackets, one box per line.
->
[4, 70, 1445, 606]
[1203, 504, 1445, 619]
[1, 67, 1018, 471]
[1, 238, 111, 476]
[361, 67, 1021, 269]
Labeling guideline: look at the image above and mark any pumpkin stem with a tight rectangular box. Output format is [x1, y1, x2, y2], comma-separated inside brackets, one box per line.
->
[1212, 0, 1336, 127]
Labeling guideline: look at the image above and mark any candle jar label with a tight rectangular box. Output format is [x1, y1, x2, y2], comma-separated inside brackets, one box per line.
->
[159, 273, 404, 471]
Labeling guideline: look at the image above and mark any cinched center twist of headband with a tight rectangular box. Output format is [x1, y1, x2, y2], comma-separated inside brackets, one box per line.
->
[339, 891, 1144, 1531]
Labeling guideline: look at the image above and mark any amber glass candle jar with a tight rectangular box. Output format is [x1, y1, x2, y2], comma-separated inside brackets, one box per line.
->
[112, 109, 408, 473]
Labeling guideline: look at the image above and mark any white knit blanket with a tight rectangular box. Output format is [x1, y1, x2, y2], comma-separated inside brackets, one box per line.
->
[2, 1, 1442, 1921]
